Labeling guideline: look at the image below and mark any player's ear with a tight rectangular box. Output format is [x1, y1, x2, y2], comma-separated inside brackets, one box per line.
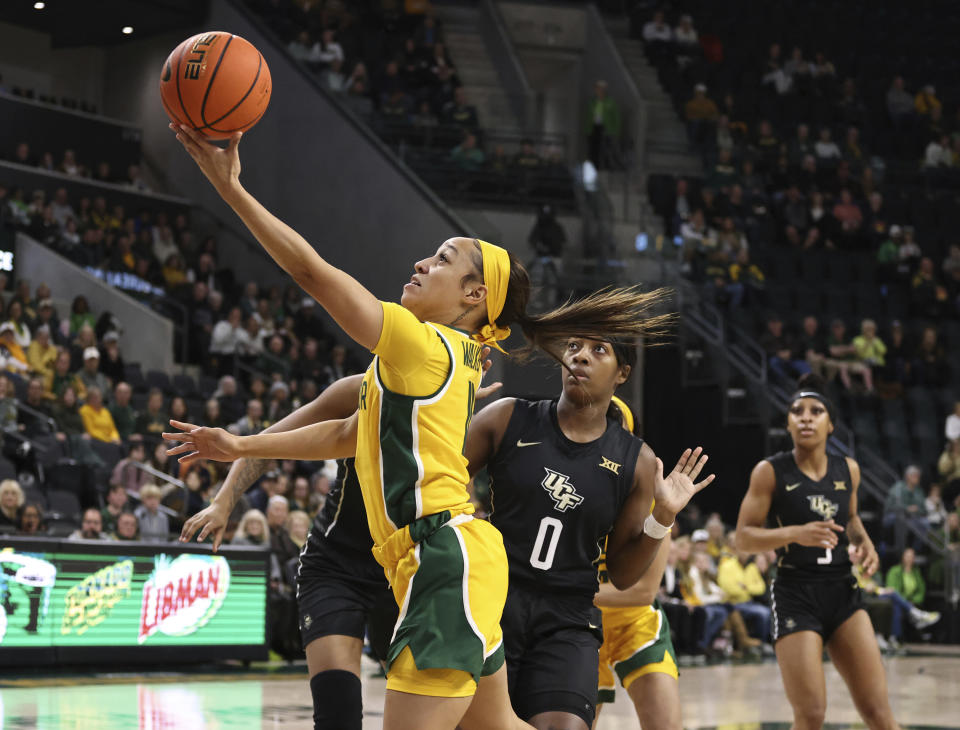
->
[615, 364, 631, 385]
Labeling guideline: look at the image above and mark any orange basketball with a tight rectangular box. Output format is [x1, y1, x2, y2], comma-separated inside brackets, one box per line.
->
[159, 31, 271, 140]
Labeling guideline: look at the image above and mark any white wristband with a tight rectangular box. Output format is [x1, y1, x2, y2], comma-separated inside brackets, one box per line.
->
[643, 513, 673, 540]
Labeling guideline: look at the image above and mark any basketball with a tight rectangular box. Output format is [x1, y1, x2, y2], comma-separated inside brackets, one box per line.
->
[159, 31, 271, 140]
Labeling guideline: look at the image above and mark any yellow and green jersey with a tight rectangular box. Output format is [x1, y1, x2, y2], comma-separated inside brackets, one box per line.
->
[356, 302, 483, 549]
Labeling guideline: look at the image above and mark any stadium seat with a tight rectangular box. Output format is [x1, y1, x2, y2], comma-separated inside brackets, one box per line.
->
[0, 456, 16, 481]
[173, 374, 200, 399]
[124, 363, 147, 392]
[46, 489, 81, 521]
[145, 370, 173, 395]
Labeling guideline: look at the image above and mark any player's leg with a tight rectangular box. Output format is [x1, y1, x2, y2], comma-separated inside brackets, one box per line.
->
[305, 635, 365, 730]
[460, 663, 536, 730]
[826, 610, 900, 730]
[775, 631, 827, 730]
[383, 688, 473, 730]
[626, 671, 682, 730]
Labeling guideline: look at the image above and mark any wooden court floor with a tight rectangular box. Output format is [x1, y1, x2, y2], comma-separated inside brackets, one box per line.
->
[2, 649, 958, 728]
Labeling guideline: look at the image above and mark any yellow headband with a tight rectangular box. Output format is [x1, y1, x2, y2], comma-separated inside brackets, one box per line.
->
[474, 239, 511, 353]
[610, 395, 635, 433]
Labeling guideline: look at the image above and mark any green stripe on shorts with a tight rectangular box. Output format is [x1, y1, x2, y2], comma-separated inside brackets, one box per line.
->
[613, 602, 677, 684]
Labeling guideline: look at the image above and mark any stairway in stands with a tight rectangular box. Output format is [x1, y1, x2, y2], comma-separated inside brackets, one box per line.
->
[602, 16, 702, 178]
[434, 3, 523, 135]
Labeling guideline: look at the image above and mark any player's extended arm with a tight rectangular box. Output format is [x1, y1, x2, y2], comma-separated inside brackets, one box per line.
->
[735, 460, 843, 553]
[605, 445, 713, 590]
[844, 457, 880, 577]
[172, 125, 383, 350]
[165, 412, 358, 465]
[595, 533, 672, 608]
[179, 375, 363, 548]
[464, 398, 516, 477]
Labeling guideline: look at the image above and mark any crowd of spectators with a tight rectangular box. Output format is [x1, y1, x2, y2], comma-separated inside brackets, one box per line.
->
[246, 0, 575, 209]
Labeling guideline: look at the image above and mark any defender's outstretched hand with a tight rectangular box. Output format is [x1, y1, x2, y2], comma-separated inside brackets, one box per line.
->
[654, 447, 715, 517]
[163, 420, 242, 465]
[170, 123, 242, 198]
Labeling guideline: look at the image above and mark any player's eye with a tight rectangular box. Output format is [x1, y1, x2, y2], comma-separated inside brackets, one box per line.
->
[438, 253, 447, 263]
[594, 344, 607, 354]
[568, 341, 580, 351]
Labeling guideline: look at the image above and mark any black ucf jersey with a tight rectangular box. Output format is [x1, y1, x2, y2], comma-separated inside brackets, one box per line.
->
[767, 450, 853, 581]
[308, 458, 378, 561]
[487, 399, 643, 597]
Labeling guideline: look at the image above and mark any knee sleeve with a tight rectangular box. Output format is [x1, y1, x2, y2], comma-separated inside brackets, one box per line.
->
[310, 669, 362, 730]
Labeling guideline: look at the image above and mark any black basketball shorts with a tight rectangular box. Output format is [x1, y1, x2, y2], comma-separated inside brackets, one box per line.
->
[296, 537, 397, 661]
[501, 583, 604, 727]
[771, 575, 864, 644]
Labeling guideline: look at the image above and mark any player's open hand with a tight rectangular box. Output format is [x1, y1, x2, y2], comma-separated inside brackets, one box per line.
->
[179, 501, 231, 551]
[793, 519, 844, 549]
[163, 420, 242, 465]
[654, 447, 715, 517]
[849, 541, 880, 577]
[170, 123, 242, 198]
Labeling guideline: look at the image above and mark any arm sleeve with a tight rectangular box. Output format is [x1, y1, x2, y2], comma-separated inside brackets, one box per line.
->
[372, 302, 450, 396]
[885, 566, 903, 593]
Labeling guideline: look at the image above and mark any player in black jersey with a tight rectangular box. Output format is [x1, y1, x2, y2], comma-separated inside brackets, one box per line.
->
[465, 337, 713, 730]
[735, 374, 898, 730]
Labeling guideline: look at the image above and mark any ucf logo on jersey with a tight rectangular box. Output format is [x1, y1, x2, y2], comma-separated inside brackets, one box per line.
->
[807, 494, 839, 520]
[541, 468, 584, 512]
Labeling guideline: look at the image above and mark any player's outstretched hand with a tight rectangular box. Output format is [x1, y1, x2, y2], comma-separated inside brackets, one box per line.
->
[477, 345, 503, 400]
[180, 501, 231, 551]
[654, 447, 715, 516]
[849, 541, 880, 577]
[163, 420, 242, 465]
[170, 123, 242, 199]
[793, 519, 845, 549]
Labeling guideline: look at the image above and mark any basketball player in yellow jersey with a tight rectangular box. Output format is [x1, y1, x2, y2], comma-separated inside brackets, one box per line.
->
[592, 397, 680, 730]
[170, 124, 675, 730]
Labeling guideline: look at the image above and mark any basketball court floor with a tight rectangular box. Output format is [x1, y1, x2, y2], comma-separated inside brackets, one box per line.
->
[2, 648, 959, 728]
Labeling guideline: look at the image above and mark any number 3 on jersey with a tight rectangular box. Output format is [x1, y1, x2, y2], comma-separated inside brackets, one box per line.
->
[530, 516, 563, 570]
[817, 547, 832, 564]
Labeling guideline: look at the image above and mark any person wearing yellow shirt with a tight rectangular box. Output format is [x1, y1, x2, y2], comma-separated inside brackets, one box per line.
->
[852, 318, 886, 369]
[0, 323, 28, 375]
[79, 386, 121, 444]
[26, 325, 58, 379]
[717, 538, 772, 641]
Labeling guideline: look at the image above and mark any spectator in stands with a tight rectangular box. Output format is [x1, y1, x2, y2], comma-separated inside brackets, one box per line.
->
[51, 384, 85, 445]
[760, 313, 812, 381]
[886, 75, 914, 130]
[912, 325, 949, 387]
[287, 30, 316, 62]
[937, 441, 960, 504]
[60, 149, 80, 176]
[323, 344, 351, 385]
[286, 510, 311, 549]
[442, 86, 479, 132]
[814, 127, 842, 166]
[449, 131, 484, 171]
[109, 382, 137, 441]
[111, 441, 148, 494]
[232, 508, 270, 546]
[924, 134, 953, 169]
[292, 337, 326, 386]
[34, 300, 61, 346]
[0, 374, 17, 433]
[229, 398, 265, 437]
[19, 377, 54, 438]
[0, 479, 23, 529]
[69, 324, 97, 371]
[214, 375, 244, 424]
[202, 398, 224, 428]
[684, 83, 719, 152]
[77, 347, 111, 398]
[673, 14, 699, 66]
[852, 318, 885, 384]
[911, 258, 947, 319]
[585, 79, 621, 169]
[46, 350, 84, 402]
[100, 483, 129, 535]
[926, 483, 950, 532]
[126, 164, 150, 192]
[12, 142, 34, 167]
[113, 511, 139, 541]
[915, 84, 941, 117]
[684, 551, 737, 652]
[134, 388, 167, 437]
[267, 494, 299, 568]
[209, 306, 247, 374]
[0, 323, 28, 375]
[826, 319, 873, 391]
[888, 547, 937, 618]
[68, 508, 109, 541]
[717, 536, 772, 641]
[289, 475, 311, 514]
[884, 465, 929, 542]
[26, 325, 57, 380]
[79, 386, 120, 444]
[266, 381, 293, 424]
[17, 503, 42, 536]
[135, 483, 169, 542]
[946, 401, 960, 443]
[642, 9, 673, 63]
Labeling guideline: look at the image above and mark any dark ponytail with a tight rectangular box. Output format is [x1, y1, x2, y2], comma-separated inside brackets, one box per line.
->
[498, 253, 675, 363]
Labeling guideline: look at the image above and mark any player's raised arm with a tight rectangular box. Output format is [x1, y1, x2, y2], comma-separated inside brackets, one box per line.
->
[171, 124, 383, 350]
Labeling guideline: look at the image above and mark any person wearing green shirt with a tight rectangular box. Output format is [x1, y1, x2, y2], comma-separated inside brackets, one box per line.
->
[857, 547, 939, 649]
[585, 79, 621, 169]
[109, 382, 138, 441]
[886, 547, 925, 605]
[852, 318, 887, 368]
